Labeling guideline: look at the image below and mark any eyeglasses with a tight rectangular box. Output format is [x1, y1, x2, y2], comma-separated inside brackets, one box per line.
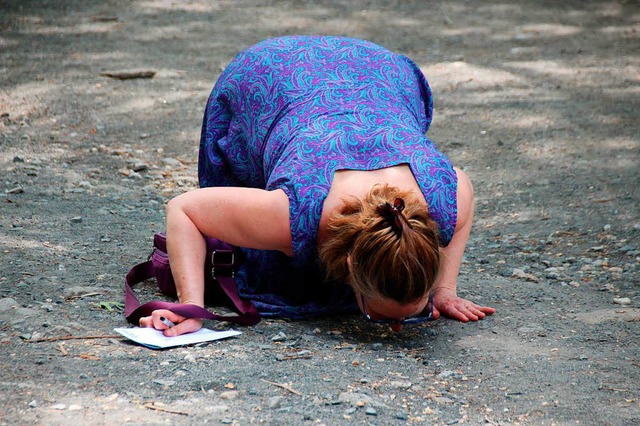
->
[360, 293, 434, 325]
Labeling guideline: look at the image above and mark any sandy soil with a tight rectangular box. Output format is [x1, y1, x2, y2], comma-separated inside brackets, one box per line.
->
[1, 0, 638, 424]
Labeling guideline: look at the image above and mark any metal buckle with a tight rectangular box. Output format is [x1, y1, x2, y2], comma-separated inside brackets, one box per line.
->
[211, 249, 234, 280]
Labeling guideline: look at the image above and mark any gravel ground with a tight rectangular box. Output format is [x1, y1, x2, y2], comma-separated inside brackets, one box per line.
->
[1, 1, 638, 425]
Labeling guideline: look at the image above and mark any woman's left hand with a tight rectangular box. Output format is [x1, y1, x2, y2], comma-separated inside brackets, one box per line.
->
[432, 287, 495, 322]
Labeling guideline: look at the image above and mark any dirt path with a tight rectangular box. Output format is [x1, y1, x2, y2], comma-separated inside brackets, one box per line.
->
[1, 1, 638, 424]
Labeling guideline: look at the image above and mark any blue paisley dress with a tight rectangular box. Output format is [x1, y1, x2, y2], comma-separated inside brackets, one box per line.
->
[198, 36, 458, 318]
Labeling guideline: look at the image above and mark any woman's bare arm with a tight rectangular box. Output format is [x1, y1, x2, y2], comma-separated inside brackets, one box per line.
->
[139, 187, 292, 335]
[431, 168, 495, 321]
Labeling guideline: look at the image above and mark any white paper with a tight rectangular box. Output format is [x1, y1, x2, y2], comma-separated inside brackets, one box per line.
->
[114, 327, 241, 349]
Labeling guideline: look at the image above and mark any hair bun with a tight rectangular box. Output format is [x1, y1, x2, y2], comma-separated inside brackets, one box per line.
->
[377, 197, 407, 235]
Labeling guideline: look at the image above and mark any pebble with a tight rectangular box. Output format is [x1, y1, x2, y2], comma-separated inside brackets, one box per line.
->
[395, 410, 409, 420]
[28, 400, 37, 408]
[365, 407, 378, 416]
[268, 396, 283, 409]
[338, 392, 386, 408]
[68, 404, 83, 411]
[271, 332, 287, 342]
[163, 158, 181, 167]
[512, 268, 540, 282]
[6, 186, 24, 194]
[613, 297, 631, 305]
[219, 391, 238, 400]
[153, 379, 176, 386]
[50, 403, 67, 410]
[133, 162, 149, 172]
[437, 370, 461, 380]
[390, 380, 412, 389]
[69, 216, 83, 224]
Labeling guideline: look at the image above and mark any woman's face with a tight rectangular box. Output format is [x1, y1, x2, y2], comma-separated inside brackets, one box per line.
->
[356, 293, 431, 332]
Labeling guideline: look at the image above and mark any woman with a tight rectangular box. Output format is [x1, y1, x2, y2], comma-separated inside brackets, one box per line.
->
[140, 36, 495, 335]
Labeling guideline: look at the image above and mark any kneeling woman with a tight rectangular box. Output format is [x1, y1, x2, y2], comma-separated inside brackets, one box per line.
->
[140, 35, 495, 335]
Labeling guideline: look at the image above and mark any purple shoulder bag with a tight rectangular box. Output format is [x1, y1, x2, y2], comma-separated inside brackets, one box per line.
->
[124, 233, 260, 326]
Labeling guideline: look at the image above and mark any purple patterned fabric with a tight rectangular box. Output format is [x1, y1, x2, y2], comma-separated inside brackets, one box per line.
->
[198, 36, 457, 318]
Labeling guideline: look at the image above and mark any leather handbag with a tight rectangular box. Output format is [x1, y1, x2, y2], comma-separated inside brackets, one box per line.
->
[124, 233, 260, 326]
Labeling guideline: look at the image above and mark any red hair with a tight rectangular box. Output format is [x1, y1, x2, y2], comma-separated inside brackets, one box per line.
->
[319, 184, 440, 303]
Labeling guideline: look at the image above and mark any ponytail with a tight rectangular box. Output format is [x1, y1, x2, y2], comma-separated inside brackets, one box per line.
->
[319, 185, 440, 303]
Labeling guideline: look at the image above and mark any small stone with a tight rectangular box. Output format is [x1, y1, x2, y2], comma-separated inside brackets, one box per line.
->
[268, 396, 283, 409]
[68, 404, 83, 411]
[603, 224, 611, 231]
[437, 370, 461, 380]
[390, 380, 412, 389]
[133, 162, 149, 172]
[6, 186, 24, 194]
[153, 379, 176, 387]
[591, 246, 605, 252]
[395, 410, 409, 420]
[163, 158, 181, 167]
[28, 400, 37, 408]
[608, 267, 623, 273]
[50, 403, 67, 410]
[613, 297, 631, 305]
[184, 353, 196, 363]
[219, 391, 238, 400]
[338, 392, 382, 408]
[13, 156, 25, 163]
[69, 217, 83, 224]
[365, 407, 378, 416]
[512, 268, 540, 282]
[271, 332, 287, 342]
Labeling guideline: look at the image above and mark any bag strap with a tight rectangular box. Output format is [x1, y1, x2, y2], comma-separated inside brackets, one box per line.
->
[124, 252, 260, 327]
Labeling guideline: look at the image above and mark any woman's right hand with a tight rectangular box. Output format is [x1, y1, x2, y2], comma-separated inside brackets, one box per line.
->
[138, 309, 203, 337]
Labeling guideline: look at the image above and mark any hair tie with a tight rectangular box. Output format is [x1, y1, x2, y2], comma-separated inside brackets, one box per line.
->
[377, 197, 406, 235]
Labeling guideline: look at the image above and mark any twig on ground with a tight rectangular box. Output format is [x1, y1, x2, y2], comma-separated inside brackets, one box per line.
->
[142, 402, 189, 416]
[260, 378, 303, 396]
[25, 335, 121, 343]
[57, 342, 68, 356]
[100, 70, 156, 80]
